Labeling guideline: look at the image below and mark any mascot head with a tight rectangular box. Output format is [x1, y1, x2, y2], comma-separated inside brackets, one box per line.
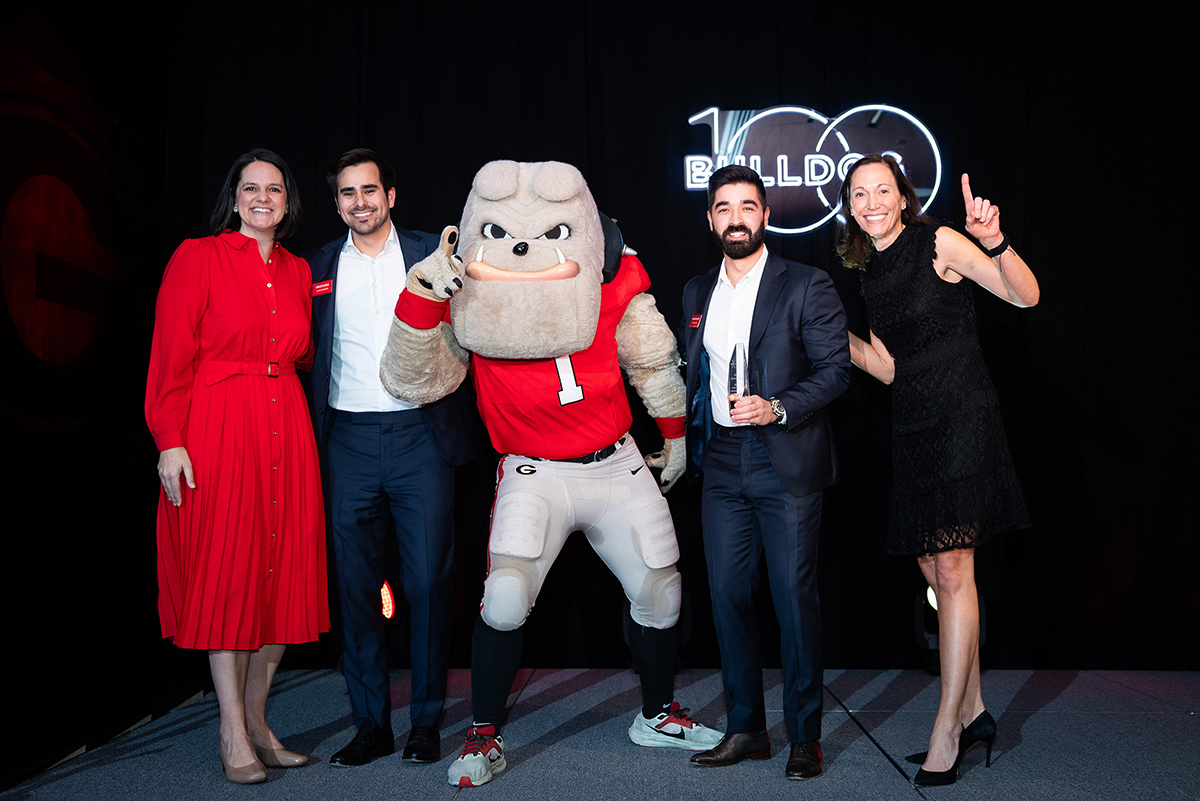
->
[452, 160, 605, 360]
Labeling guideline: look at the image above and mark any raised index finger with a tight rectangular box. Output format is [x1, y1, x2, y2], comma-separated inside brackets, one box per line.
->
[961, 173, 974, 206]
[439, 225, 459, 259]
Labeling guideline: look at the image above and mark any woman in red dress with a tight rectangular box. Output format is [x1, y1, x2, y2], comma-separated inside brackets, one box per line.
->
[146, 149, 328, 784]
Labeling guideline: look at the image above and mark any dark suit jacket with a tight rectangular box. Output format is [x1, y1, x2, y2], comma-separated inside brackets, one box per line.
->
[304, 225, 478, 466]
[683, 250, 850, 497]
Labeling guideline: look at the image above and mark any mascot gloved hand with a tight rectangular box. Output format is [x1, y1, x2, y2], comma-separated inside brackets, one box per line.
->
[382, 225, 471, 405]
[646, 438, 684, 494]
[406, 226, 466, 302]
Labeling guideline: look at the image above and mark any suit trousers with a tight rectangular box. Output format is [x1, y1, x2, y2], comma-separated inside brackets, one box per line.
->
[327, 408, 455, 729]
[701, 424, 824, 743]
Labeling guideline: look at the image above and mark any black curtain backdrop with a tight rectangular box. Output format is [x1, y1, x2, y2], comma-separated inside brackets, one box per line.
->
[1, 2, 1190, 789]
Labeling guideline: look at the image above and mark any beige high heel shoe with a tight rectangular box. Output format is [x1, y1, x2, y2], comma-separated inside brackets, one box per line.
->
[251, 737, 309, 768]
[219, 742, 267, 784]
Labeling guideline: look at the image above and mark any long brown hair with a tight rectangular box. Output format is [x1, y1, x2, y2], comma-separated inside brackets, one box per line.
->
[210, 148, 303, 240]
[836, 154, 934, 270]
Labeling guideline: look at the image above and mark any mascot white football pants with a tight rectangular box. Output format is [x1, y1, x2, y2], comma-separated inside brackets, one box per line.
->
[479, 435, 682, 632]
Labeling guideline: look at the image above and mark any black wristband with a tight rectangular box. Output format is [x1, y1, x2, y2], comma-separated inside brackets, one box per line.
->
[985, 235, 1009, 258]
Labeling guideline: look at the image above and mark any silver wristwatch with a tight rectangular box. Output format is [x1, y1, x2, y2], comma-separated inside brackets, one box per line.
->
[769, 397, 786, 426]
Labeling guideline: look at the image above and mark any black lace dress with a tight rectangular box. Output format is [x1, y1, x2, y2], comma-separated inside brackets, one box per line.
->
[860, 223, 1029, 555]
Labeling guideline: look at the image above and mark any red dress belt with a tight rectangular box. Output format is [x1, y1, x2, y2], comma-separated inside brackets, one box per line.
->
[196, 359, 297, 380]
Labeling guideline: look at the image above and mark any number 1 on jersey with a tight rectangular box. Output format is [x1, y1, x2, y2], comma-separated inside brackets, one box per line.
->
[555, 355, 584, 405]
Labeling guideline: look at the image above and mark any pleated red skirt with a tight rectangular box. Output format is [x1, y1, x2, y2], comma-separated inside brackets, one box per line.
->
[156, 370, 329, 650]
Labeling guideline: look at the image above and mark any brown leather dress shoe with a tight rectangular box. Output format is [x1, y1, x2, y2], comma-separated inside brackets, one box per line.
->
[785, 740, 823, 779]
[689, 732, 771, 766]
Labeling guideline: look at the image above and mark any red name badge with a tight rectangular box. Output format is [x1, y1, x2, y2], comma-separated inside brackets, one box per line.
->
[312, 280, 332, 296]
[689, 315, 702, 328]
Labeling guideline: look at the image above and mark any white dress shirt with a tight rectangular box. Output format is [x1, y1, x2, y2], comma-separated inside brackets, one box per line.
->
[703, 249, 768, 427]
[329, 222, 421, 412]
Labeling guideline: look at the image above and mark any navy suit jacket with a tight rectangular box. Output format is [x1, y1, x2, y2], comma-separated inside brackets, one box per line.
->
[304, 226, 478, 466]
[683, 250, 850, 497]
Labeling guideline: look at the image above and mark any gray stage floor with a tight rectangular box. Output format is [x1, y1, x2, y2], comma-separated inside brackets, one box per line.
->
[5, 668, 1197, 800]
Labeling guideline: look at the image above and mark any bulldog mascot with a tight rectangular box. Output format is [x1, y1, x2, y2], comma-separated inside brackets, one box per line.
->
[381, 161, 720, 786]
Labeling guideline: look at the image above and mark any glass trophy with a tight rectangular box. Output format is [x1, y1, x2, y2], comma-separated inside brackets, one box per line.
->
[729, 342, 748, 410]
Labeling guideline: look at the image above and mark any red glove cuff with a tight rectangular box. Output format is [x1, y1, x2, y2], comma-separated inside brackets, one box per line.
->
[654, 416, 686, 440]
[395, 290, 450, 329]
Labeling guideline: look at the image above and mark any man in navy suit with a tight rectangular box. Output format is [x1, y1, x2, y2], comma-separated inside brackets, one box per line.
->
[306, 149, 476, 767]
[682, 165, 850, 779]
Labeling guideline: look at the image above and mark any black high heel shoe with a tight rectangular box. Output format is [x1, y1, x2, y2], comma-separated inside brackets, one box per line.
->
[910, 711, 997, 787]
[905, 710, 996, 765]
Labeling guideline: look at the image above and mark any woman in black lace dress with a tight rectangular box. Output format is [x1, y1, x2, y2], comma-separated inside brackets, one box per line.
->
[838, 155, 1039, 786]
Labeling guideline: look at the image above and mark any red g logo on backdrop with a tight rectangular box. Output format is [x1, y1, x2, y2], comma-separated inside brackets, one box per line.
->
[684, 104, 942, 235]
[1, 43, 122, 426]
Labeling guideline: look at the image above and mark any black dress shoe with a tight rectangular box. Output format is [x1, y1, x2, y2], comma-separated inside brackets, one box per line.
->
[785, 740, 823, 779]
[689, 732, 771, 766]
[401, 725, 440, 763]
[329, 722, 395, 767]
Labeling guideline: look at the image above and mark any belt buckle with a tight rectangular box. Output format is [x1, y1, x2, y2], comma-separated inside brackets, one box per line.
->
[267, 362, 280, 377]
[590, 438, 622, 464]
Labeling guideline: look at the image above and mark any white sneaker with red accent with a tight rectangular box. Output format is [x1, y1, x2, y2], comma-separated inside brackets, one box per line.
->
[628, 701, 723, 750]
[447, 724, 506, 787]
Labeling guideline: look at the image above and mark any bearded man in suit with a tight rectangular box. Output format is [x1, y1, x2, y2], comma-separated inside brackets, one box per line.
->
[681, 164, 850, 780]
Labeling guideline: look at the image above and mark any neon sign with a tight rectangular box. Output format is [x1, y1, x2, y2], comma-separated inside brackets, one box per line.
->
[685, 105, 942, 235]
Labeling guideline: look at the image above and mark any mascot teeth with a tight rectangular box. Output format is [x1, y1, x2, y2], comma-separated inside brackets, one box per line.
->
[465, 259, 580, 282]
[464, 242, 579, 283]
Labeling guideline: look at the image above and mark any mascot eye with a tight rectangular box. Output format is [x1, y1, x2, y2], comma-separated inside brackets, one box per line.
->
[538, 224, 571, 240]
[482, 223, 512, 240]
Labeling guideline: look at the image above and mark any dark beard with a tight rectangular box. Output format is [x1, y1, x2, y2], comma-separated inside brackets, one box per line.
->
[716, 221, 766, 260]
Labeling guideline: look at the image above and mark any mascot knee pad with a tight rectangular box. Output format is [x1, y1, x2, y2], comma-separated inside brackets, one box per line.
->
[481, 565, 535, 631]
[629, 494, 680, 569]
[490, 490, 551, 560]
[631, 568, 681, 629]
